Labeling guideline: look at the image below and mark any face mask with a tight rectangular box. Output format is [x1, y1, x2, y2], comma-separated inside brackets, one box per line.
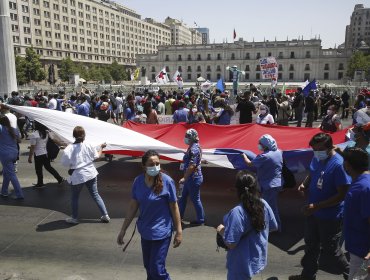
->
[146, 165, 160, 177]
[184, 138, 191, 145]
[192, 108, 197, 113]
[313, 151, 328, 161]
[258, 144, 264, 151]
[260, 110, 267, 115]
[327, 110, 333, 115]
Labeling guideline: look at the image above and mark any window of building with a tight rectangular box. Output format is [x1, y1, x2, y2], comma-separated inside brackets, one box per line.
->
[187, 66, 191, 72]
[10, 13, 18, 21]
[268, 52, 272, 57]
[324, 72, 329, 80]
[178, 66, 182, 72]
[36, 39, 42, 45]
[217, 53, 221, 60]
[206, 66, 211, 72]
[23, 16, 30, 24]
[187, 54, 192, 61]
[150, 66, 156, 72]
[290, 52, 295, 58]
[305, 51, 311, 58]
[207, 54, 211, 60]
[22, 5, 29, 13]
[278, 73, 282, 80]
[338, 63, 344, 70]
[197, 54, 201, 61]
[217, 73, 221, 80]
[231, 53, 235, 60]
[13, 36, 19, 43]
[256, 52, 261, 59]
[278, 64, 283, 71]
[245, 53, 250, 60]
[11, 24, 18, 32]
[338, 72, 343, 80]
[178, 55, 182, 61]
[43, 1, 49, 8]
[304, 64, 310, 71]
[24, 37, 31, 44]
[289, 64, 294, 71]
[165, 55, 169, 61]
[324, 64, 330, 70]
[245, 73, 250, 80]
[304, 73, 310, 81]
[206, 73, 211, 80]
[256, 65, 261, 71]
[256, 73, 260, 80]
[245, 65, 250, 71]
[187, 74, 191, 80]
[197, 66, 201, 72]
[289, 73, 294, 80]
[278, 52, 283, 59]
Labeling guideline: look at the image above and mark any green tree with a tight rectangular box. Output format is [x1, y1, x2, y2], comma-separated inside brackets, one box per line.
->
[110, 60, 127, 82]
[15, 56, 27, 85]
[347, 51, 370, 78]
[24, 47, 46, 83]
[89, 65, 103, 82]
[58, 57, 77, 81]
[100, 66, 112, 83]
[75, 64, 90, 81]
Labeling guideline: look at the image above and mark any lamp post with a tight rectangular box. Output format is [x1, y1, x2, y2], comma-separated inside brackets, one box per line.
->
[0, 1, 17, 97]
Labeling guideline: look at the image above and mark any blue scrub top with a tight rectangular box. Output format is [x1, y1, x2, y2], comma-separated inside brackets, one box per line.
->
[252, 150, 283, 192]
[132, 173, 177, 240]
[344, 173, 370, 258]
[183, 143, 202, 177]
[0, 125, 18, 158]
[173, 108, 189, 123]
[308, 153, 351, 220]
[223, 200, 277, 279]
[124, 107, 135, 121]
[77, 102, 90, 117]
[217, 109, 232, 125]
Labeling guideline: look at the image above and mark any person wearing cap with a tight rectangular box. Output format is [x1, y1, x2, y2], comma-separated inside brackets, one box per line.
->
[341, 148, 370, 280]
[242, 134, 283, 231]
[256, 105, 275, 125]
[178, 128, 205, 225]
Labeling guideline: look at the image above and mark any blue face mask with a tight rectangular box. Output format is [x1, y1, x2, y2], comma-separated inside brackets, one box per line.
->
[184, 138, 191, 145]
[313, 151, 328, 161]
[258, 144, 264, 151]
[146, 165, 160, 177]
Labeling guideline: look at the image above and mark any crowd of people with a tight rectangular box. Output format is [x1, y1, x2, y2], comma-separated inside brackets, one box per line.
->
[0, 85, 370, 280]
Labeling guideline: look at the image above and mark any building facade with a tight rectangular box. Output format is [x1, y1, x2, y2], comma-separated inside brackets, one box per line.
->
[8, 0, 171, 67]
[345, 4, 370, 49]
[195, 27, 210, 45]
[164, 17, 201, 45]
[137, 38, 351, 83]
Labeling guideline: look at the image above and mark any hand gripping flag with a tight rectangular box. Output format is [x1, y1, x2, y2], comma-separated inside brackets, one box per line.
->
[155, 68, 169, 85]
[172, 70, 183, 88]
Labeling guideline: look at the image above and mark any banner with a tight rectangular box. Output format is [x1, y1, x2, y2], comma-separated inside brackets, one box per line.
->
[259, 57, 278, 80]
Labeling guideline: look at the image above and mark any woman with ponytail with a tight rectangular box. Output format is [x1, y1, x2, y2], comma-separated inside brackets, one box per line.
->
[61, 126, 110, 224]
[117, 150, 182, 280]
[217, 170, 278, 280]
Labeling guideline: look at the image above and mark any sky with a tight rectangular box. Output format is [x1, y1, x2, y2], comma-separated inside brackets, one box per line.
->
[115, 0, 370, 48]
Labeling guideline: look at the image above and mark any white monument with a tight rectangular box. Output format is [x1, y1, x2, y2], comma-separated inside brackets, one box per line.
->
[0, 1, 17, 97]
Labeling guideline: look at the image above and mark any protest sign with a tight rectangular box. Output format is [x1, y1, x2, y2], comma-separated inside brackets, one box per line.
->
[259, 57, 278, 80]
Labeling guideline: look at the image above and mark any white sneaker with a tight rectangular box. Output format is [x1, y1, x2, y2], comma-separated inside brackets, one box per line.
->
[65, 217, 79, 224]
[100, 215, 110, 223]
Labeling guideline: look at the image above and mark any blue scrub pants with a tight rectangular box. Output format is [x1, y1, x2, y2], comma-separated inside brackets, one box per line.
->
[1, 155, 23, 198]
[141, 236, 171, 280]
[178, 176, 205, 223]
[262, 187, 281, 231]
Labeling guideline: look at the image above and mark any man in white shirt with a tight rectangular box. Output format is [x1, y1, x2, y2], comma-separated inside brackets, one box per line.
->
[48, 94, 57, 110]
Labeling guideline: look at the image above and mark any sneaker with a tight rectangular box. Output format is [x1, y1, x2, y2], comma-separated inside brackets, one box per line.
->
[0, 193, 9, 198]
[100, 215, 110, 223]
[10, 195, 24, 200]
[65, 217, 79, 224]
[33, 183, 45, 189]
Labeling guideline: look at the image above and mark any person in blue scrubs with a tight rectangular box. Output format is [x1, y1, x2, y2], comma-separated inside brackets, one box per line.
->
[342, 148, 370, 280]
[242, 134, 283, 231]
[178, 128, 205, 225]
[217, 170, 278, 280]
[0, 115, 23, 199]
[117, 150, 182, 280]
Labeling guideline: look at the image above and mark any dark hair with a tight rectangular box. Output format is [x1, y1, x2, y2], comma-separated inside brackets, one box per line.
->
[34, 121, 47, 139]
[73, 126, 85, 143]
[143, 101, 152, 117]
[343, 147, 368, 173]
[235, 170, 265, 232]
[0, 116, 17, 140]
[309, 133, 333, 149]
[141, 150, 163, 195]
[178, 100, 185, 108]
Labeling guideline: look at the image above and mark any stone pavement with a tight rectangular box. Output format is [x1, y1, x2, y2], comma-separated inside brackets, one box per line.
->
[0, 140, 348, 280]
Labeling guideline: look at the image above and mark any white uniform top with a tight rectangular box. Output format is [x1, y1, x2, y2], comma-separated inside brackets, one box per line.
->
[29, 130, 48, 156]
[48, 98, 57, 110]
[256, 114, 275, 125]
[5, 112, 18, 129]
[61, 142, 100, 185]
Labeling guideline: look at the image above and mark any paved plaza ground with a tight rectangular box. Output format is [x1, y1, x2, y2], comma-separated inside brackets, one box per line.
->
[0, 118, 353, 280]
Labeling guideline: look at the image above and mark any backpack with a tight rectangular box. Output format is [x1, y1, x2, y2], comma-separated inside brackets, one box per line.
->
[109, 95, 118, 110]
[282, 160, 296, 189]
[46, 135, 60, 161]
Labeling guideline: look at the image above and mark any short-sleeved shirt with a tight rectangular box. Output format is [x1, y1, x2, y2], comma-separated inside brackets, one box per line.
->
[256, 114, 275, 125]
[236, 100, 256, 124]
[223, 201, 277, 279]
[173, 108, 189, 123]
[344, 174, 370, 258]
[308, 153, 351, 220]
[77, 102, 90, 117]
[29, 130, 48, 156]
[183, 143, 202, 177]
[132, 173, 177, 240]
[61, 142, 99, 185]
[0, 125, 18, 158]
[216, 109, 232, 125]
[252, 150, 283, 192]
[124, 107, 135, 121]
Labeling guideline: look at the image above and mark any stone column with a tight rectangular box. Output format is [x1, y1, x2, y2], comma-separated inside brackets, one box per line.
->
[0, 1, 17, 98]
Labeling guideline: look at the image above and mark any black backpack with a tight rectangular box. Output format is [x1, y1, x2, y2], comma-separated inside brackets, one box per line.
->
[46, 136, 60, 161]
[282, 160, 296, 189]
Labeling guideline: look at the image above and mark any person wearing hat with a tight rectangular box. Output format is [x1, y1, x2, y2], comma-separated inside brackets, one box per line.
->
[242, 134, 283, 231]
[178, 128, 205, 225]
[256, 105, 275, 125]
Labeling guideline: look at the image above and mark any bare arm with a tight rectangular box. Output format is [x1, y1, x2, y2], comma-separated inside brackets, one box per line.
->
[216, 225, 237, 250]
[28, 145, 35, 163]
[242, 153, 253, 167]
[169, 202, 182, 248]
[117, 199, 139, 245]
[179, 164, 196, 183]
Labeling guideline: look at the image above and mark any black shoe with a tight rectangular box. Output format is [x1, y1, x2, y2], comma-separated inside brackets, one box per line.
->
[189, 220, 204, 226]
[33, 183, 45, 189]
[57, 178, 65, 184]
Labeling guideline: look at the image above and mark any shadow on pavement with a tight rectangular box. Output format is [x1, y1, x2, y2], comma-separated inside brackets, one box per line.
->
[0, 160, 308, 252]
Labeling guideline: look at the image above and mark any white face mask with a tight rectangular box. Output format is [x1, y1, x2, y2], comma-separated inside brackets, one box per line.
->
[260, 110, 267, 115]
[313, 151, 329, 161]
[184, 138, 191, 145]
[192, 108, 197, 113]
[146, 165, 161, 177]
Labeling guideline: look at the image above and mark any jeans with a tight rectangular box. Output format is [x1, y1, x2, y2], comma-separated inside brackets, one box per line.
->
[1, 155, 23, 198]
[301, 216, 349, 279]
[178, 176, 205, 223]
[70, 177, 108, 219]
[262, 187, 281, 231]
[305, 111, 314, 127]
[141, 236, 171, 280]
[34, 154, 63, 185]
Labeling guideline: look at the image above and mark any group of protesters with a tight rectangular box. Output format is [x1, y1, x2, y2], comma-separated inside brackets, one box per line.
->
[0, 85, 370, 280]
